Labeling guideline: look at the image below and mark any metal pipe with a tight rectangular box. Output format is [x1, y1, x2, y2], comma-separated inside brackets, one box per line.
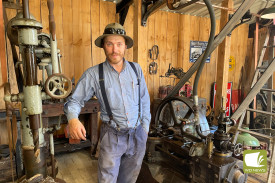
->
[191, 0, 215, 139]
[22, 0, 30, 19]
[50, 134, 56, 178]
[261, 88, 275, 92]
[246, 108, 275, 116]
[195, 1, 261, 18]
[193, 0, 215, 100]
[22, 46, 38, 86]
[196, 1, 235, 12]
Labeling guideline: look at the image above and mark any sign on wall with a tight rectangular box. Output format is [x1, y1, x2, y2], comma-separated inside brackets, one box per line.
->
[189, 41, 211, 63]
[229, 56, 235, 71]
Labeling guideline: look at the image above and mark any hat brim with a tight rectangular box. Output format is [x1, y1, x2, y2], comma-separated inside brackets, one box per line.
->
[94, 34, 133, 49]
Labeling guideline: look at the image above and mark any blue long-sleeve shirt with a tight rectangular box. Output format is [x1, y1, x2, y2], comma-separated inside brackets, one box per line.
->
[64, 60, 151, 132]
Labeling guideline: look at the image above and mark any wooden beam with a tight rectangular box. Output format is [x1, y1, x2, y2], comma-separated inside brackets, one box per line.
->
[214, 0, 233, 124]
[133, 0, 148, 73]
[0, 0, 8, 84]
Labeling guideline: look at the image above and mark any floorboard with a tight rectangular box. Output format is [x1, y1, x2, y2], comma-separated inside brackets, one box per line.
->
[55, 149, 274, 183]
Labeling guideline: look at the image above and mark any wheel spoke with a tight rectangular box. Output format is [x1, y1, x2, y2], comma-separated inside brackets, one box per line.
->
[51, 87, 57, 94]
[183, 108, 193, 119]
[59, 87, 65, 93]
[168, 101, 177, 125]
[53, 80, 59, 86]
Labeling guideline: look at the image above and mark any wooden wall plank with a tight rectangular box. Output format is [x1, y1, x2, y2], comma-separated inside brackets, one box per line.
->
[198, 17, 209, 100]
[29, 0, 41, 21]
[133, 0, 148, 83]
[233, 25, 249, 90]
[62, 0, 74, 80]
[5, 9, 18, 95]
[189, 15, 200, 86]
[41, 0, 50, 34]
[154, 11, 166, 97]
[166, 12, 178, 87]
[99, 1, 110, 62]
[54, 0, 65, 74]
[205, 20, 220, 104]
[82, 0, 92, 71]
[91, 0, 101, 66]
[228, 21, 238, 85]
[146, 13, 156, 101]
[177, 14, 184, 69]
[124, 5, 134, 62]
[72, 0, 83, 82]
[171, 13, 179, 73]
[0, 0, 8, 87]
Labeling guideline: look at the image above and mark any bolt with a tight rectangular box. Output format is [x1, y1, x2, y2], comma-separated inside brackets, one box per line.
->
[189, 174, 193, 179]
[208, 164, 211, 168]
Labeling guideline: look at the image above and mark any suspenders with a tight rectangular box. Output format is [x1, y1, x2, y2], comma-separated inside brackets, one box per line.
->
[99, 62, 141, 130]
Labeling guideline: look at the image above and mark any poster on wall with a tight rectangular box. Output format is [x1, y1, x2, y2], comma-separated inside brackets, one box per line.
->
[212, 82, 233, 117]
[189, 41, 211, 63]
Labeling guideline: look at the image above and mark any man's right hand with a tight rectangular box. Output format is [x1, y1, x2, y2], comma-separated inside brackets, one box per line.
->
[68, 118, 87, 140]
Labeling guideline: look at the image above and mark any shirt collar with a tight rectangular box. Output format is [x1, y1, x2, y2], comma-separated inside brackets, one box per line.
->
[104, 58, 128, 73]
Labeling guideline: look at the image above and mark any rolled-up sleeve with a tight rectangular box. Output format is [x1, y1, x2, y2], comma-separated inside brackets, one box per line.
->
[64, 70, 95, 122]
[138, 66, 151, 132]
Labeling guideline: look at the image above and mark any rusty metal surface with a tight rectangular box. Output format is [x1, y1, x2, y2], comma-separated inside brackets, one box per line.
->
[22, 146, 47, 179]
[22, 46, 38, 86]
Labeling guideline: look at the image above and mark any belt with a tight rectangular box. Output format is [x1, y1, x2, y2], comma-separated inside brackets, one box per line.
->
[102, 122, 142, 136]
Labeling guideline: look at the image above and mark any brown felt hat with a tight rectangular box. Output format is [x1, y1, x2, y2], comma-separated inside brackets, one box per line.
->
[94, 23, 133, 49]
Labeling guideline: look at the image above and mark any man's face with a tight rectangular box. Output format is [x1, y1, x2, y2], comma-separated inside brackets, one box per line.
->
[103, 35, 127, 65]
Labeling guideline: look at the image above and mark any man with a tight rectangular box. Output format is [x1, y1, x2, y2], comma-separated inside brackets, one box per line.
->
[64, 22, 151, 183]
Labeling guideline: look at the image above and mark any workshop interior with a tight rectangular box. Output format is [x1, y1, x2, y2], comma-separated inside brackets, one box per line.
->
[0, 0, 275, 182]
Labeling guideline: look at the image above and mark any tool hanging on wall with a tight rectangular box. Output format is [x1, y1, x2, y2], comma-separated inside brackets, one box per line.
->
[148, 45, 158, 75]
[164, 63, 185, 79]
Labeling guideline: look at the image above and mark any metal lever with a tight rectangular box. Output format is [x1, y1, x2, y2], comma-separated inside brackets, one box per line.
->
[47, 0, 56, 40]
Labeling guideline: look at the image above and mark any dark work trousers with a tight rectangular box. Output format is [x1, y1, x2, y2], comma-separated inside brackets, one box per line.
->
[98, 122, 148, 183]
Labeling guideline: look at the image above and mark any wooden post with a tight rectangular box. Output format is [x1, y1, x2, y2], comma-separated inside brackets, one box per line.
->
[133, 0, 147, 73]
[0, 0, 8, 84]
[214, 0, 233, 125]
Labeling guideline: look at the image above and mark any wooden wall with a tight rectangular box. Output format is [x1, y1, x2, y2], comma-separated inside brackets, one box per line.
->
[124, 5, 249, 104]
[2, 0, 249, 109]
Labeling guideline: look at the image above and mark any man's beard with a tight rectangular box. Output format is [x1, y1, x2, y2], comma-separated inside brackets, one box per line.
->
[107, 52, 125, 63]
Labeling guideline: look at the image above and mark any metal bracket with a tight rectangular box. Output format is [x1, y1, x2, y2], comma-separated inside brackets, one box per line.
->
[141, 0, 166, 26]
[116, 0, 133, 26]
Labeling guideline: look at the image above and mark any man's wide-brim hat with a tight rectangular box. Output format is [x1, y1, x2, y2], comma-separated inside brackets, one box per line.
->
[94, 23, 133, 49]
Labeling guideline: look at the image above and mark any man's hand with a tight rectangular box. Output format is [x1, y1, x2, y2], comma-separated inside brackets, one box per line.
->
[68, 118, 86, 140]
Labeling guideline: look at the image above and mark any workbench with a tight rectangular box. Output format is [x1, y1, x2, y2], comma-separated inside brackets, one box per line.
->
[42, 99, 100, 156]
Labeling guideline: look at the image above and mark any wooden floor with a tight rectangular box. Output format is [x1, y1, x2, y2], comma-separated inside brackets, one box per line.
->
[56, 150, 98, 183]
[55, 149, 275, 183]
